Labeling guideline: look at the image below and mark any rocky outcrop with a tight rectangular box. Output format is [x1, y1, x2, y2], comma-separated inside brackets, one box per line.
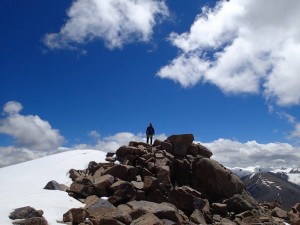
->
[20, 133, 300, 225]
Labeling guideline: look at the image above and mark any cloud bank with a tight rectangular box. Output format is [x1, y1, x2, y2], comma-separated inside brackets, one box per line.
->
[157, 0, 300, 107]
[205, 139, 300, 168]
[44, 0, 169, 50]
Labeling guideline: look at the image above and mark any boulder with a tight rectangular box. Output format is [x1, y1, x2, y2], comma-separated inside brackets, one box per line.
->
[211, 203, 228, 215]
[63, 208, 89, 224]
[93, 174, 114, 193]
[69, 178, 96, 198]
[197, 144, 213, 158]
[192, 158, 244, 199]
[167, 134, 194, 156]
[127, 201, 183, 223]
[9, 206, 43, 220]
[85, 196, 116, 217]
[146, 188, 167, 203]
[156, 166, 172, 190]
[88, 161, 101, 174]
[104, 165, 138, 181]
[186, 143, 199, 156]
[109, 182, 137, 205]
[44, 180, 67, 191]
[168, 186, 207, 215]
[131, 213, 163, 225]
[116, 146, 147, 158]
[172, 159, 190, 186]
[272, 207, 288, 219]
[224, 190, 258, 214]
[153, 140, 173, 154]
[190, 209, 207, 225]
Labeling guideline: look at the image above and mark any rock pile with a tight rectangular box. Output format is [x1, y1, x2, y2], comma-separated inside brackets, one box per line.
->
[60, 134, 300, 225]
[10, 134, 300, 225]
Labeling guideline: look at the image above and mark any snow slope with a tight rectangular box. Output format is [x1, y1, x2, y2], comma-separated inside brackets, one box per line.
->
[0, 149, 106, 225]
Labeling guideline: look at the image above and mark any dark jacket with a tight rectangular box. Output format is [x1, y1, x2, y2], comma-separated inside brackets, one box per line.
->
[146, 125, 155, 136]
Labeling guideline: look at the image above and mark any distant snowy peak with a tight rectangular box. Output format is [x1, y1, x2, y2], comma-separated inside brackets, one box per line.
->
[290, 168, 300, 174]
[229, 166, 300, 186]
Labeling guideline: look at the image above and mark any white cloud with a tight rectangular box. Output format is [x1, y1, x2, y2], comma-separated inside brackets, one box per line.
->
[289, 123, 300, 141]
[0, 101, 64, 151]
[204, 139, 300, 168]
[88, 130, 100, 139]
[44, 0, 169, 50]
[3, 101, 23, 115]
[157, 0, 300, 106]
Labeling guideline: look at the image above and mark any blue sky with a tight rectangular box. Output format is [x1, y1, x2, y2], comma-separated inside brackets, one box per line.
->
[1, 0, 300, 167]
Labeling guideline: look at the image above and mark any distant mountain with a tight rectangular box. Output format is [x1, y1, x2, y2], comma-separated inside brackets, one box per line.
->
[230, 166, 300, 210]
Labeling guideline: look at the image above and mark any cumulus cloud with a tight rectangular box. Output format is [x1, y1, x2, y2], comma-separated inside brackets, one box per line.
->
[44, 0, 169, 50]
[204, 139, 300, 168]
[0, 102, 64, 151]
[157, 0, 300, 106]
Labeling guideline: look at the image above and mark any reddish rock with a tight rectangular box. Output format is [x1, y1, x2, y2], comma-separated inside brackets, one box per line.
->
[109, 182, 137, 205]
[104, 164, 138, 181]
[197, 143, 213, 158]
[167, 134, 194, 156]
[63, 208, 89, 224]
[12, 217, 48, 225]
[192, 158, 244, 199]
[131, 213, 163, 225]
[212, 203, 228, 215]
[93, 174, 114, 193]
[271, 207, 288, 219]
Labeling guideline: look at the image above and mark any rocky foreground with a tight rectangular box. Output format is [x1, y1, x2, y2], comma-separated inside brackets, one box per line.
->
[9, 134, 300, 225]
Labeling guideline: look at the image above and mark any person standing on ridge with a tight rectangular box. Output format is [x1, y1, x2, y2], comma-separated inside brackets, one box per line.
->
[146, 123, 155, 145]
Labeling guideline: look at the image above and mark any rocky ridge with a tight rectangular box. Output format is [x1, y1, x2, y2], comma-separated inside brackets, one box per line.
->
[8, 134, 300, 225]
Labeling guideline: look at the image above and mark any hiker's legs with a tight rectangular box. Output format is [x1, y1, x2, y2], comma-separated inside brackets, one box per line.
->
[150, 136, 153, 145]
[147, 135, 149, 144]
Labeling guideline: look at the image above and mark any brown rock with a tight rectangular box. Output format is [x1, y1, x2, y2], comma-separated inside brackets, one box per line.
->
[192, 158, 244, 199]
[197, 143, 213, 158]
[131, 213, 163, 225]
[69, 178, 96, 197]
[109, 182, 137, 205]
[187, 143, 199, 156]
[63, 208, 89, 223]
[190, 209, 207, 225]
[127, 201, 183, 223]
[93, 174, 114, 193]
[110, 180, 128, 192]
[146, 188, 167, 203]
[156, 166, 172, 190]
[272, 207, 288, 219]
[143, 176, 159, 191]
[104, 164, 138, 181]
[88, 161, 101, 174]
[44, 180, 67, 191]
[224, 190, 257, 214]
[85, 197, 116, 216]
[212, 203, 228, 215]
[131, 181, 144, 190]
[168, 186, 206, 215]
[9, 206, 43, 220]
[173, 158, 190, 186]
[167, 134, 194, 156]
[153, 140, 173, 154]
